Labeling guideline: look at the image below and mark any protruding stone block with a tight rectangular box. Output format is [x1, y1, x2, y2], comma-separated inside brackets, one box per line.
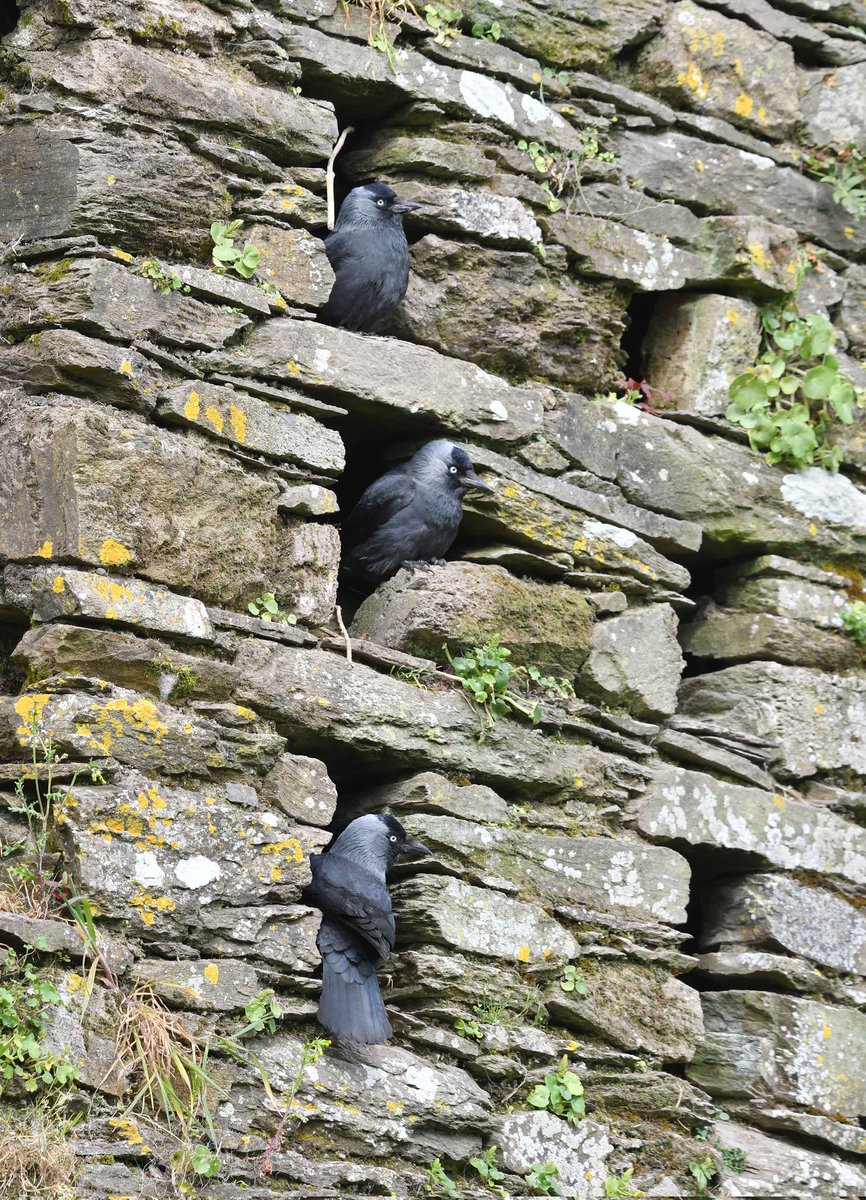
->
[244, 224, 334, 309]
[498, 1112, 612, 1197]
[579, 604, 684, 719]
[644, 294, 762, 415]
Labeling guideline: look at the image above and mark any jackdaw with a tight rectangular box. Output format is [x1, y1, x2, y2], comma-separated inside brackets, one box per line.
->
[318, 182, 422, 334]
[305, 813, 430, 1044]
[340, 439, 493, 588]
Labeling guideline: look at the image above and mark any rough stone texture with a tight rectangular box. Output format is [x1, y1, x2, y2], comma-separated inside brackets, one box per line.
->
[633, 0, 800, 140]
[0, 395, 339, 619]
[643, 294, 762, 415]
[202, 318, 544, 445]
[714, 1119, 866, 1199]
[399, 812, 691, 923]
[540, 214, 707, 293]
[701, 873, 866, 977]
[801, 64, 866, 153]
[131, 958, 262, 1012]
[678, 662, 866, 781]
[497, 1112, 613, 1196]
[4, 566, 214, 642]
[680, 606, 863, 671]
[636, 765, 866, 887]
[394, 874, 579, 963]
[690, 991, 866, 1120]
[60, 775, 328, 933]
[350, 562, 594, 675]
[155, 379, 345, 475]
[233, 641, 633, 800]
[395, 237, 628, 390]
[579, 605, 685, 719]
[243, 223, 334, 309]
[259, 752, 339, 829]
[546, 961, 705, 1060]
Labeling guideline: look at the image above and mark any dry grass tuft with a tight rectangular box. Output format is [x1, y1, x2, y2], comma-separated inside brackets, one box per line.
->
[0, 1106, 79, 1199]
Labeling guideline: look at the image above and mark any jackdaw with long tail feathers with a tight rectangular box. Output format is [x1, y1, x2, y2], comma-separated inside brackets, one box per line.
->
[318, 182, 422, 334]
[304, 813, 430, 1044]
[340, 439, 493, 589]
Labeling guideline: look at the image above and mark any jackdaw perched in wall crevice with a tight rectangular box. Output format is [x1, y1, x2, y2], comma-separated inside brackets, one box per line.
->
[340, 439, 493, 590]
[304, 812, 430, 1045]
[318, 181, 422, 334]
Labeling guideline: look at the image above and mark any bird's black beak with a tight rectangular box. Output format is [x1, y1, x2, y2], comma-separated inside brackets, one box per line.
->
[399, 837, 432, 859]
[461, 469, 494, 493]
[391, 199, 423, 214]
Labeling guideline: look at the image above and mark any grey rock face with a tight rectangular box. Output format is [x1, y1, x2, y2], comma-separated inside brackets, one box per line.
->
[636, 765, 866, 887]
[497, 1112, 613, 1196]
[801, 64, 866, 152]
[714, 1119, 866, 1199]
[351, 562, 594, 675]
[701, 873, 866, 977]
[579, 604, 685, 719]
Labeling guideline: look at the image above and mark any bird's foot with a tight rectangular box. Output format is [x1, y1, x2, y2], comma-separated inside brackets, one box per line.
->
[401, 559, 435, 574]
[378, 972, 394, 989]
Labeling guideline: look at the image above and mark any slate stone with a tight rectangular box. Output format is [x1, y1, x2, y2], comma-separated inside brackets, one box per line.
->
[201, 318, 544, 446]
[351, 561, 594, 675]
[644, 294, 762, 416]
[4, 566, 214, 643]
[277, 484, 339, 517]
[689, 991, 866, 1121]
[60, 774, 329, 933]
[497, 1112, 613, 1197]
[341, 132, 498, 181]
[259, 752, 339, 828]
[612, 129, 866, 255]
[635, 764, 866, 887]
[132, 958, 262, 1012]
[680, 606, 862, 670]
[701, 872, 866, 977]
[377, 180, 543, 248]
[542, 213, 708, 291]
[398, 812, 691, 923]
[12, 623, 239, 704]
[393, 874, 579, 963]
[195, 904, 321, 975]
[395, 236, 629, 391]
[579, 605, 685, 720]
[633, 0, 800, 140]
[243, 224, 334, 309]
[0, 125, 230, 258]
[714, 1119, 866, 1199]
[545, 961, 705, 1060]
[156, 380, 345, 475]
[31, 0, 235, 53]
[700, 215, 801, 296]
[233, 642, 642, 801]
[1, 257, 251, 350]
[0, 394, 339, 619]
[678, 661, 866, 781]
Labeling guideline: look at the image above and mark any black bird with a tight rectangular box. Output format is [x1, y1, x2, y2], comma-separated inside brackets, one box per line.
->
[304, 813, 430, 1044]
[318, 182, 422, 334]
[340, 439, 494, 588]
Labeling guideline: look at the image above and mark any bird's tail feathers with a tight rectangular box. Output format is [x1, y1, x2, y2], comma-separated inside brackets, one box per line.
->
[318, 959, 392, 1045]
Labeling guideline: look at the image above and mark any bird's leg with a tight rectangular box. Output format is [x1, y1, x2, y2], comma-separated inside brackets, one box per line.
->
[377, 971, 394, 989]
[401, 559, 435, 574]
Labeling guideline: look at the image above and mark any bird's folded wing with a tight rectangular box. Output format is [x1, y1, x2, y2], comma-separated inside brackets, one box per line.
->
[317, 918, 378, 983]
[307, 858, 396, 960]
[341, 468, 417, 548]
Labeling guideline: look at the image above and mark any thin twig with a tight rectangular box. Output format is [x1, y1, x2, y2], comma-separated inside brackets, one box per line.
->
[334, 605, 353, 667]
[326, 126, 355, 231]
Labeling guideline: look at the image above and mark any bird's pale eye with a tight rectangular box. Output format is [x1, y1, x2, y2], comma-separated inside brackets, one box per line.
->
[376, 198, 386, 207]
[448, 465, 458, 474]
[389, 834, 398, 842]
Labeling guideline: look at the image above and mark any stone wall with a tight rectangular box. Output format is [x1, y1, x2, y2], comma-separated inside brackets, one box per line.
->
[0, 0, 865, 1197]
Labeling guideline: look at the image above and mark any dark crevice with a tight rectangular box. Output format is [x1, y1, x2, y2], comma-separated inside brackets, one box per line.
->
[0, 3, 19, 37]
[620, 290, 660, 382]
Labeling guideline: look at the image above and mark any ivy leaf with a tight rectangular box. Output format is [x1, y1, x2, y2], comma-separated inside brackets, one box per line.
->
[828, 379, 855, 423]
[728, 373, 767, 408]
[801, 365, 836, 400]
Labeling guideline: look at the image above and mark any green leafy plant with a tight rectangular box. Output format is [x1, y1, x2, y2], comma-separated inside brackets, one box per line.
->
[133, 257, 191, 296]
[0, 948, 78, 1094]
[469, 1145, 506, 1195]
[427, 1156, 459, 1197]
[526, 1055, 585, 1124]
[727, 306, 866, 472]
[721, 1147, 747, 1174]
[424, 4, 462, 43]
[248, 592, 298, 625]
[806, 146, 866, 221]
[517, 128, 615, 213]
[559, 965, 587, 996]
[171, 1141, 221, 1188]
[526, 1161, 563, 1196]
[351, 0, 417, 70]
[445, 639, 574, 733]
[688, 1156, 716, 1193]
[471, 18, 500, 40]
[260, 1037, 330, 1173]
[605, 1167, 645, 1197]
[210, 220, 261, 279]
[454, 1017, 483, 1039]
[841, 600, 866, 644]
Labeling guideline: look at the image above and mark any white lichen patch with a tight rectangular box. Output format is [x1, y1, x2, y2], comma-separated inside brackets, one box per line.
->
[174, 854, 223, 889]
[781, 466, 866, 528]
[458, 70, 514, 124]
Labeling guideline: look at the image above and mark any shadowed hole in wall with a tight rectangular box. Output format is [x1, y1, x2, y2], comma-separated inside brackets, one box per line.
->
[0, 4, 19, 36]
[620, 290, 662, 385]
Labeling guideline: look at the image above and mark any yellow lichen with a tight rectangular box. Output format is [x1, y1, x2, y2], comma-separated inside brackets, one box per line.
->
[204, 405, 224, 434]
[228, 403, 247, 444]
[733, 93, 753, 117]
[185, 390, 201, 420]
[203, 964, 219, 985]
[99, 538, 132, 567]
[52, 574, 66, 594]
[516, 945, 530, 963]
[36, 539, 53, 559]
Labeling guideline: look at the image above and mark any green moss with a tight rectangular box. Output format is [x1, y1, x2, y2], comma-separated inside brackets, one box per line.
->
[34, 258, 73, 285]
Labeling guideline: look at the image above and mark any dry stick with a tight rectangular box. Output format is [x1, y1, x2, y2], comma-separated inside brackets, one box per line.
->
[335, 605, 353, 667]
[326, 126, 356, 231]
